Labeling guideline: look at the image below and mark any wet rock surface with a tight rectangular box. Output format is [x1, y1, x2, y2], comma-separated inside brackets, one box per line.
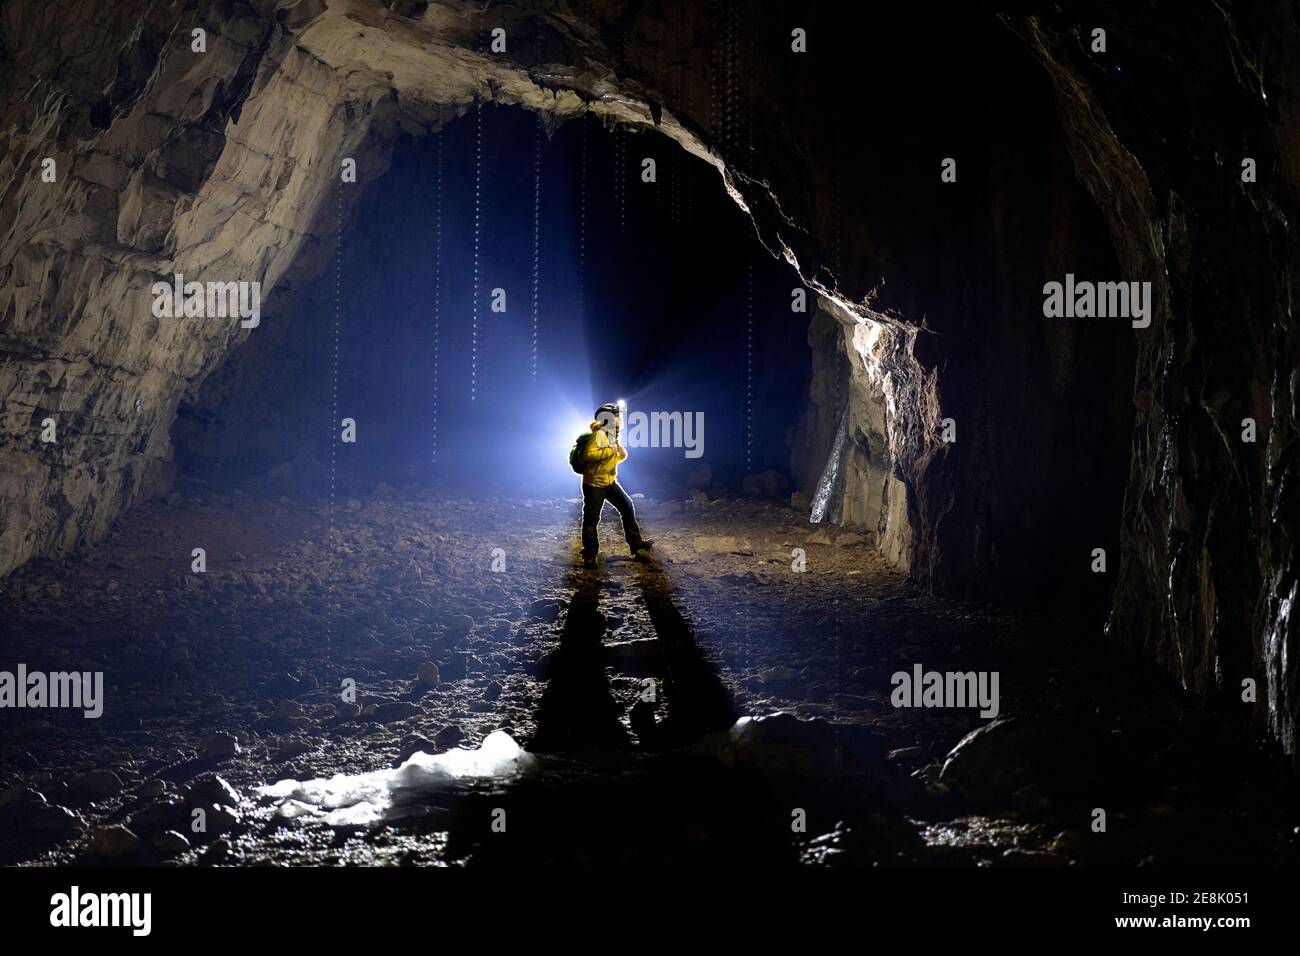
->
[1, 483, 1295, 866]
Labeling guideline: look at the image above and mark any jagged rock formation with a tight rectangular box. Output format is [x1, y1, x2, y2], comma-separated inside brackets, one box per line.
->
[790, 299, 913, 569]
[1006, 7, 1300, 751]
[0, 1, 1296, 751]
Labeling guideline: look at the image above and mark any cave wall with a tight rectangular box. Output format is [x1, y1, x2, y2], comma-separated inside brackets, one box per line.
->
[1007, 5, 1299, 749]
[0, 0, 692, 575]
[791, 299, 911, 568]
[1, 1, 1296, 749]
[0, 0, 379, 574]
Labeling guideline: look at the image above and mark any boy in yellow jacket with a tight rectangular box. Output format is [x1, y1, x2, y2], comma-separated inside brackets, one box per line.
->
[580, 403, 652, 568]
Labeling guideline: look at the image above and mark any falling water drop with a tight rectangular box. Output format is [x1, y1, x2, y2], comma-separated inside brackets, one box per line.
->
[710, 3, 721, 153]
[330, 180, 342, 516]
[685, 130, 694, 226]
[471, 100, 482, 403]
[578, 118, 587, 323]
[531, 115, 542, 382]
[432, 135, 443, 462]
[723, 0, 735, 161]
[327, 172, 343, 646]
[745, 260, 753, 473]
[617, 126, 626, 232]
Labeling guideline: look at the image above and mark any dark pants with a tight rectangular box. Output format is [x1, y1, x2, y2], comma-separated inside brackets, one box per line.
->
[581, 482, 643, 558]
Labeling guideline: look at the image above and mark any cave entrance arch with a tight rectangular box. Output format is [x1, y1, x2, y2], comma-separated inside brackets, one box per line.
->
[173, 106, 902, 538]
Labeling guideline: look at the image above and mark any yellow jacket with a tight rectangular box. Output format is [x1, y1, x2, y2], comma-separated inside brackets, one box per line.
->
[582, 421, 627, 488]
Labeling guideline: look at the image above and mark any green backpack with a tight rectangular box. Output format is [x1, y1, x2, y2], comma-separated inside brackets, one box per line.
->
[568, 432, 595, 474]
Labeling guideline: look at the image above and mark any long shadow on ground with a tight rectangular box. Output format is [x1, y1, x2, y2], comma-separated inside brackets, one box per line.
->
[443, 550, 791, 866]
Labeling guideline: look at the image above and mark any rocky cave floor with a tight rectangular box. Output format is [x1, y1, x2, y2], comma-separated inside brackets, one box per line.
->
[1, 478, 1297, 867]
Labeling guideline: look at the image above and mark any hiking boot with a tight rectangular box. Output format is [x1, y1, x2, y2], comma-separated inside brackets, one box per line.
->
[632, 539, 654, 554]
[582, 556, 598, 569]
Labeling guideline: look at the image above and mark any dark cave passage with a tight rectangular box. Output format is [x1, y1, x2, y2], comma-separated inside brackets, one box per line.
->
[1, 0, 1298, 894]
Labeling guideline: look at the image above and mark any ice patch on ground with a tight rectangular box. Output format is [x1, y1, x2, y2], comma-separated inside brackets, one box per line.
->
[258, 730, 534, 826]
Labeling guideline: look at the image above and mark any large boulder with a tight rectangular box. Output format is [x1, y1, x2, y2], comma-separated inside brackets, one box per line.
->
[939, 716, 1126, 810]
